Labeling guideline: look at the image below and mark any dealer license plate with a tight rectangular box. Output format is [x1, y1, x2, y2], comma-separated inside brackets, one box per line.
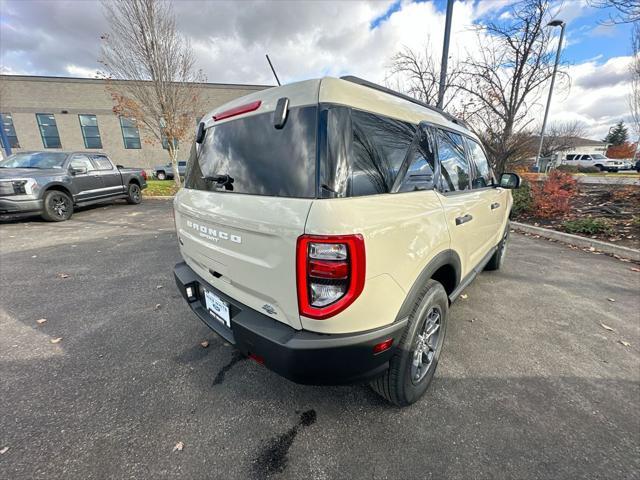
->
[204, 289, 230, 328]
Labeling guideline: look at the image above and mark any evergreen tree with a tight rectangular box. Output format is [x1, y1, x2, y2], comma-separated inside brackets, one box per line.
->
[603, 121, 629, 146]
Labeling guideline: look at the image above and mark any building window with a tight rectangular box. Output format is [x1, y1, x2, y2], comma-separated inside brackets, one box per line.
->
[119, 117, 141, 149]
[36, 113, 62, 149]
[78, 114, 102, 149]
[162, 132, 178, 150]
[0, 113, 20, 148]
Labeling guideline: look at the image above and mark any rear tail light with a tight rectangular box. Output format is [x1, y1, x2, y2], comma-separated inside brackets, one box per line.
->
[296, 234, 365, 320]
[141, 170, 147, 180]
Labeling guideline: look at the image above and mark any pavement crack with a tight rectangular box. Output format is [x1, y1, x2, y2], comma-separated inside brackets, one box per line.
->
[212, 351, 245, 386]
[254, 409, 317, 479]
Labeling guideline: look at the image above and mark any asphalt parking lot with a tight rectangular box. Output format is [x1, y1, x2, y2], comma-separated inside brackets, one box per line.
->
[1, 199, 639, 480]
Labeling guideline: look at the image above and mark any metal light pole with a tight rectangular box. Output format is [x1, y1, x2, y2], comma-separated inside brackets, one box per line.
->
[535, 19, 565, 172]
[437, 0, 454, 109]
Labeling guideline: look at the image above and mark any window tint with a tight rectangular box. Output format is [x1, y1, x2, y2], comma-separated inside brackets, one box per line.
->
[92, 155, 113, 170]
[70, 155, 95, 172]
[397, 129, 436, 193]
[79, 114, 102, 149]
[185, 106, 317, 198]
[582, 155, 592, 160]
[0, 113, 20, 148]
[435, 129, 469, 192]
[36, 114, 61, 149]
[320, 107, 417, 198]
[120, 117, 141, 149]
[467, 138, 493, 188]
[178, 161, 186, 167]
[566, 154, 576, 161]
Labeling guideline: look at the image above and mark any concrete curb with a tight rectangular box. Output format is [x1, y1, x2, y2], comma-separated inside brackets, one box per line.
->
[512, 221, 640, 262]
[143, 195, 175, 199]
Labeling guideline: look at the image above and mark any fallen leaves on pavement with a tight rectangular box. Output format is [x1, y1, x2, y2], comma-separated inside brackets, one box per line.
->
[200, 340, 209, 348]
[50, 337, 63, 344]
[0, 446, 8, 454]
[154, 303, 162, 310]
[600, 324, 615, 332]
[460, 294, 468, 299]
[36, 318, 47, 325]
[618, 340, 631, 347]
[630, 267, 640, 272]
[57, 273, 70, 279]
[173, 442, 184, 452]
[607, 298, 616, 302]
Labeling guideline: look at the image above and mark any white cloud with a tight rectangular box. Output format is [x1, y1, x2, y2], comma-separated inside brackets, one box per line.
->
[0, 0, 633, 141]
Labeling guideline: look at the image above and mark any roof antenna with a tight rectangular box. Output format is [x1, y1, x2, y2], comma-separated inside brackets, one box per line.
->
[265, 54, 281, 86]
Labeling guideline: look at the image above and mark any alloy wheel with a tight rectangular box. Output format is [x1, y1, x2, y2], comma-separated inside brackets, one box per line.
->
[411, 307, 441, 384]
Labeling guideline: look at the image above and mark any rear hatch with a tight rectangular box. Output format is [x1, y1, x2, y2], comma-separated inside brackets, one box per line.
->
[174, 84, 320, 330]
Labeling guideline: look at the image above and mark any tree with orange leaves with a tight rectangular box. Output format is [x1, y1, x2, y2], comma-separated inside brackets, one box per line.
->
[99, 0, 205, 187]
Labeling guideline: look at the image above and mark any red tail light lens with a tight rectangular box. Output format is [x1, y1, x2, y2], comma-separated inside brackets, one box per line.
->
[141, 170, 147, 180]
[213, 100, 261, 121]
[296, 234, 365, 320]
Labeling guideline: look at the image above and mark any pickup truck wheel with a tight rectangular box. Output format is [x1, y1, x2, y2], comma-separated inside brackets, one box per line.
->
[485, 225, 509, 271]
[41, 190, 73, 222]
[126, 183, 142, 204]
[157, 171, 166, 180]
[370, 279, 448, 406]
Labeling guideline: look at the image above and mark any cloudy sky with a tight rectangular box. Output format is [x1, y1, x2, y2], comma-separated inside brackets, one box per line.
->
[0, 0, 636, 139]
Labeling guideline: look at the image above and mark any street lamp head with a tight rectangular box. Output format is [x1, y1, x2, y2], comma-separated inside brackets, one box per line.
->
[547, 19, 565, 27]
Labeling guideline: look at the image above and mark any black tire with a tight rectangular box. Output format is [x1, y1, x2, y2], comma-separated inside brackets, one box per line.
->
[126, 183, 142, 204]
[485, 224, 510, 271]
[41, 190, 73, 222]
[370, 279, 448, 406]
[156, 171, 166, 180]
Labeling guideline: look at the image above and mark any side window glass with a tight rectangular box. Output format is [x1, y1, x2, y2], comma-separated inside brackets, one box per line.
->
[435, 129, 469, 192]
[350, 110, 416, 197]
[467, 138, 493, 189]
[582, 154, 591, 160]
[92, 155, 113, 170]
[398, 129, 436, 193]
[70, 155, 95, 172]
[566, 154, 575, 161]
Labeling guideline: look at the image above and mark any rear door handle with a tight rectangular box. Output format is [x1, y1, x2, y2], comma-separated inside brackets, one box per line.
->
[455, 214, 473, 226]
[491, 202, 500, 210]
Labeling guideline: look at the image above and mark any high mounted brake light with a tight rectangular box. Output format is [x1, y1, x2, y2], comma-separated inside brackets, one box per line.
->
[213, 100, 262, 121]
[296, 234, 366, 320]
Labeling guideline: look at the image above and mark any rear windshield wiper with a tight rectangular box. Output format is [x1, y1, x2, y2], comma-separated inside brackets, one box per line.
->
[203, 174, 234, 190]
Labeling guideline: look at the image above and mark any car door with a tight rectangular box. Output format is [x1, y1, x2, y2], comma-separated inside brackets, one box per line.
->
[68, 154, 102, 202]
[465, 137, 506, 246]
[91, 154, 125, 197]
[432, 128, 493, 278]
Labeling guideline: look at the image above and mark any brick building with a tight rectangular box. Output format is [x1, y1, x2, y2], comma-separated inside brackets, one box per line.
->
[0, 75, 269, 168]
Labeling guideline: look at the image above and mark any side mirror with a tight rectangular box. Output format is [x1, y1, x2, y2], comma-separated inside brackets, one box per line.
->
[71, 166, 87, 175]
[499, 172, 520, 189]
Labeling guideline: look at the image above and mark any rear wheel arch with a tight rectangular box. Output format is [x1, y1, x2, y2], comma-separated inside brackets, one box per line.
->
[129, 178, 140, 187]
[396, 250, 461, 321]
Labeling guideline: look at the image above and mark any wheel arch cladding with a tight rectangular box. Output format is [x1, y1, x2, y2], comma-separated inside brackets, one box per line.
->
[129, 178, 140, 187]
[395, 250, 461, 321]
[44, 184, 72, 199]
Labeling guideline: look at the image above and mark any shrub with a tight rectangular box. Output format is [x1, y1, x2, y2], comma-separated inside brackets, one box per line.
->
[511, 179, 534, 216]
[577, 166, 600, 173]
[530, 170, 577, 219]
[562, 218, 611, 235]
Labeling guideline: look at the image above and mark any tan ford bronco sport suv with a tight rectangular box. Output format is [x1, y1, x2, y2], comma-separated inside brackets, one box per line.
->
[173, 76, 520, 406]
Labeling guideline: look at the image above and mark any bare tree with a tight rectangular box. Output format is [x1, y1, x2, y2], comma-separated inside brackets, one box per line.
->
[588, 0, 640, 24]
[387, 38, 462, 110]
[99, 0, 205, 187]
[537, 120, 588, 158]
[455, 0, 561, 173]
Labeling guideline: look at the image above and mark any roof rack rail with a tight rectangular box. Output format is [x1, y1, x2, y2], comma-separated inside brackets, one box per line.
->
[340, 75, 468, 128]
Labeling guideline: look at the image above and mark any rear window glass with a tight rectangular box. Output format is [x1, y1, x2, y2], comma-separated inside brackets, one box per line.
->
[184, 106, 317, 198]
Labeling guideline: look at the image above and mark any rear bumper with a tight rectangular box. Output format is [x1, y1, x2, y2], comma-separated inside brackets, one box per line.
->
[0, 197, 43, 214]
[174, 262, 406, 385]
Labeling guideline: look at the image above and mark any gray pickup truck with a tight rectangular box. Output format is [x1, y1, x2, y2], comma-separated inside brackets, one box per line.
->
[153, 161, 186, 180]
[0, 151, 147, 221]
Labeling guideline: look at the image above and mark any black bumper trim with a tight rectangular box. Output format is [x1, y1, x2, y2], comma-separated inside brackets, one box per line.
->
[174, 261, 407, 385]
